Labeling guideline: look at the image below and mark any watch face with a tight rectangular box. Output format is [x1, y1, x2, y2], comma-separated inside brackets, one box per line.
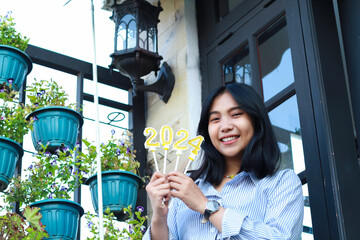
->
[207, 200, 220, 212]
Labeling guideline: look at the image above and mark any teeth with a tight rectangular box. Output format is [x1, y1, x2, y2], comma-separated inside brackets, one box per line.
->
[221, 136, 237, 142]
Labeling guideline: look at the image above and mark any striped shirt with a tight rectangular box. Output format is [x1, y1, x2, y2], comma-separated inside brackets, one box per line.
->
[143, 169, 304, 240]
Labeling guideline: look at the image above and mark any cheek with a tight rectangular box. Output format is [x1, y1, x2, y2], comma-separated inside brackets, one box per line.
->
[245, 123, 255, 141]
[208, 125, 218, 144]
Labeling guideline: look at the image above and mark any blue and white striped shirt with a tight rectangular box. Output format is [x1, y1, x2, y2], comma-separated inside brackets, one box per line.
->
[143, 169, 303, 240]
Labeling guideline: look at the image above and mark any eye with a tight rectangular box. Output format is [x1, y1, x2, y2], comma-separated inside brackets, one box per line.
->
[232, 111, 243, 117]
[209, 116, 220, 123]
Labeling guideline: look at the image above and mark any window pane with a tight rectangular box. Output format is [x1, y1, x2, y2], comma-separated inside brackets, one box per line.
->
[257, 16, 295, 101]
[217, 0, 248, 20]
[302, 184, 314, 240]
[83, 78, 129, 105]
[82, 101, 129, 139]
[222, 44, 251, 85]
[268, 95, 305, 174]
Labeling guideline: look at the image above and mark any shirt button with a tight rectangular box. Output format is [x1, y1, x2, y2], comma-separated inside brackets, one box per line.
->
[210, 227, 215, 233]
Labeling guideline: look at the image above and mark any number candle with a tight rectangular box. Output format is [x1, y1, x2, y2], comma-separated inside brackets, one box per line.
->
[183, 135, 204, 174]
[144, 127, 160, 172]
[160, 125, 173, 174]
[172, 129, 189, 171]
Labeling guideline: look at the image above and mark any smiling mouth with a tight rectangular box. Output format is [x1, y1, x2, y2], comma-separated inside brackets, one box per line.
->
[221, 136, 239, 142]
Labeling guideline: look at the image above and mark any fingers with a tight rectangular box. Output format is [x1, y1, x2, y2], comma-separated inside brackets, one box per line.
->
[163, 193, 172, 205]
[167, 171, 187, 178]
[150, 171, 166, 183]
[167, 171, 193, 188]
[146, 172, 170, 199]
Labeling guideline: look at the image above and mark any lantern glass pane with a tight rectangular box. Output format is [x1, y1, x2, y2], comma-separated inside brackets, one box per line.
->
[139, 28, 147, 50]
[148, 27, 157, 53]
[128, 19, 137, 49]
[116, 14, 136, 51]
[117, 22, 127, 51]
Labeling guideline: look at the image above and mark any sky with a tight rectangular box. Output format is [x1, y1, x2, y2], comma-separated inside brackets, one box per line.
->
[1, 0, 114, 68]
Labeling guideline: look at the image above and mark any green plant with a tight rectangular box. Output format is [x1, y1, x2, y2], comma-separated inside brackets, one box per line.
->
[0, 86, 32, 143]
[0, 11, 29, 51]
[79, 130, 140, 176]
[25, 78, 77, 113]
[85, 206, 148, 240]
[4, 144, 91, 207]
[0, 205, 49, 240]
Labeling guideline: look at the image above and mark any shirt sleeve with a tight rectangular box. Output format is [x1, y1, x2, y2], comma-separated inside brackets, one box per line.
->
[142, 198, 179, 240]
[142, 226, 151, 240]
[221, 170, 304, 239]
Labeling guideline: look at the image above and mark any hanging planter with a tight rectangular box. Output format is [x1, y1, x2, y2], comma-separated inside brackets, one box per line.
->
[0, 45, 32, 91]
[26, 106, 83, 153]
[30, 199, 84, 240]
[85, 170, 142, 221]
[0, 136, 23, 191]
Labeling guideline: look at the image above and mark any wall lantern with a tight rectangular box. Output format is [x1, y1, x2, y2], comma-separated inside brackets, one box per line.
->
[103, 0, 175, 103]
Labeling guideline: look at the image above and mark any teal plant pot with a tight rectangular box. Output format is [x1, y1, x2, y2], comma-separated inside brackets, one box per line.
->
[0, 45, 32, 91]
[26, 106, 83, 153]
[0, 136, 23, 191]
[85, 170, 142, 221]
[30, 199, 84, 240]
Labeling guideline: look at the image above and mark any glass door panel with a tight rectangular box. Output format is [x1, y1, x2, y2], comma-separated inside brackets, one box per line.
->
[268, 95, 305, 173]
[222, 44, 251, 85]
[257, 16, 295, 101]
[302, 184, 314, 240]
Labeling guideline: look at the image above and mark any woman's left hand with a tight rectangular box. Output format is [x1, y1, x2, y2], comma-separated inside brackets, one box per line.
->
[167, 171, 208, 214]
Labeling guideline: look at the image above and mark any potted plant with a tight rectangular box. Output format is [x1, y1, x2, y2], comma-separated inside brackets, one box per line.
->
[4, 144, 91, 239]
[85, 206, 147, 240]
[0, 11, 32, 91]
[0, 88, 32, 191]
[25, 78, 83, 154]
[0, 205, 49, 239]
[81, 130, 143, 221]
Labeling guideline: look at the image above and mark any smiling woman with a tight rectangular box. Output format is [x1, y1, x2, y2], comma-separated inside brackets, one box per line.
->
[143, 83, 304, 240]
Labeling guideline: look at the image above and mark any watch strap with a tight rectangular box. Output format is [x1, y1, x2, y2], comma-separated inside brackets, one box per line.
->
[201, 200, 219, 223]
[202, 209, 211, 223]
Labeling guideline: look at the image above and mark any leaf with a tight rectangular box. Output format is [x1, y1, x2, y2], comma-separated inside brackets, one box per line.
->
[23, 206, 45, 231]
[82, 138, 92, 147]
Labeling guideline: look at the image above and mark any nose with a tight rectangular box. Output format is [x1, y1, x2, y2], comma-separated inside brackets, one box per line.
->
[220, 118, 233, 132]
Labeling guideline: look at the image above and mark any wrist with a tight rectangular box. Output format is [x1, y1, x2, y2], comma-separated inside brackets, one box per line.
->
[201, 199, 220, 223]
[151, 214, 167, 225]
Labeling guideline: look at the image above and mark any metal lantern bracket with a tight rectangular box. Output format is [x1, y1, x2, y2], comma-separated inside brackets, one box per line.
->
[138, 61, 175, 103]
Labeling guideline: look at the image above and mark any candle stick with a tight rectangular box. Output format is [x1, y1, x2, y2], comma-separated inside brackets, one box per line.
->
[151, 147, 159, 172]
[174, 154, 180, 172]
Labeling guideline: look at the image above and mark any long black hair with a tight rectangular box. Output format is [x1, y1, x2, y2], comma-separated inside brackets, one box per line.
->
[190, 83, 280, 185]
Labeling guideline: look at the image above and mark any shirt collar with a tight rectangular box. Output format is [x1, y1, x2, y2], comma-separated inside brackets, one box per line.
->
[194, 171, 259, 197]
[248, 171, 260, 185]
[195, 171, 259, 185]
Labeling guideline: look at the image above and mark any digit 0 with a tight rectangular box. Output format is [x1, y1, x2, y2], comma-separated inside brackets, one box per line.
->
[160, 125, 173, 147]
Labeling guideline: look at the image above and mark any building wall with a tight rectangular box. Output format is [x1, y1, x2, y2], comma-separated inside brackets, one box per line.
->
[145, 0, 201, 216]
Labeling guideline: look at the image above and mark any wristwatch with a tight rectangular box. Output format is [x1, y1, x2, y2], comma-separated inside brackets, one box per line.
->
[201, 200, 220, 223]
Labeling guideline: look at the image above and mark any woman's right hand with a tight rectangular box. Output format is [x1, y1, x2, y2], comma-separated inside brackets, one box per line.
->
[145, 172, 171, 221]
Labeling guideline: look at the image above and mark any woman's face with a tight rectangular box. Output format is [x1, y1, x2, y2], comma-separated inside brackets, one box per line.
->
[208, 91, 254, 162]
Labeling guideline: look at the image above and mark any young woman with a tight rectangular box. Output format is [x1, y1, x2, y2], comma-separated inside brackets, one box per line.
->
[143, 83, 304, 240]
